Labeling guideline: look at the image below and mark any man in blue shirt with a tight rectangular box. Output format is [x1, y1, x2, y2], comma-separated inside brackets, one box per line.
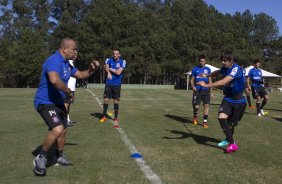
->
[189, 55, 213, 128]
[197, 51, 246, 154]
[246, 59, 269, 116]
[99, 48, 126, 128]
[33, 38, 100, 176]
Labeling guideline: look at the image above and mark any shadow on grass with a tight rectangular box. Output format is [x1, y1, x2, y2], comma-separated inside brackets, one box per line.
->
[90, 112, 103, 119]
[163, 129, 223, 150]
[264, 107, 282, 112]
[165, 114, 193, 124]
[210, 103, 221, 106]
[32, 142, 77, 167]
[273, 117, 282, 122]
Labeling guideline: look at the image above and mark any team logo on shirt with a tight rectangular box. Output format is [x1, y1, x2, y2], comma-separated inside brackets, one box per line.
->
[204, 69, 208, 74]
[230, 67, 238, 77]
[258, 71, 261, 75]
[116, 63, 120, 68]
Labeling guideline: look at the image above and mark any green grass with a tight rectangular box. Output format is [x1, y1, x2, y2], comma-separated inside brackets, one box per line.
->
[0, 88, 282, 184]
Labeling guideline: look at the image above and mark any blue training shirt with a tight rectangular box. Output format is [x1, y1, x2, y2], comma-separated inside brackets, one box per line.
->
[191, 65, 211, 91]
[105, 58, 126, 86]
[219, 63, 246, 104]
[34, 50, 77, 108]
[248, 67, 264, 88]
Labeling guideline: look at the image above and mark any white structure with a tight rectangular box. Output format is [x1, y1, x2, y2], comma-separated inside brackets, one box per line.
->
[185, 64, 220, 90]
[244, 66, 281, 78]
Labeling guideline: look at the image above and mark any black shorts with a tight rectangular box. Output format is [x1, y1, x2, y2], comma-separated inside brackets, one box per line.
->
[36, 104, 68, 130]
[218, 99, 246, 126]
[192, 89, 210, 106]
[103, 84, 121, 100]
[251, 86, 267, 99]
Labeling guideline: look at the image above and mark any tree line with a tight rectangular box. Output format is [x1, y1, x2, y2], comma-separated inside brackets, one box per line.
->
[0, 0, 281, 88]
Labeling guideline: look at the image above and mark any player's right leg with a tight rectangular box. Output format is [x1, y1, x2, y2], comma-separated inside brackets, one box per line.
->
[100, 97, 109, 123]
[192, 92, 200, 125]
[100, 85, 112, 123]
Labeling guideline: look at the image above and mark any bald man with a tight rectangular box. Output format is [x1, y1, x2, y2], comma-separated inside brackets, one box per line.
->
[33, 37, 100, 176]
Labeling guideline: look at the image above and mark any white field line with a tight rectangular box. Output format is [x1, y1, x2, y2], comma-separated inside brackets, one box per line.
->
[86, 89, 163, 184]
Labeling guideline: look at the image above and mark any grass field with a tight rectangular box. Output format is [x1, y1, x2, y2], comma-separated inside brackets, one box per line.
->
[0, 88, 282, 184]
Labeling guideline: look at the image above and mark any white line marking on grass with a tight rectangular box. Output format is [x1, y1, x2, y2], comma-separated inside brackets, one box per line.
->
[86, 89, 163, 184]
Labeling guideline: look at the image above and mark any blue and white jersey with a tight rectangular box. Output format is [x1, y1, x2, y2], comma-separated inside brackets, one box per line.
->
[243, 68, 246, 76]
[191, 65, 211, 91]
[248, 68, 264, 87]
[34, 51, 77, 108]
[219, 63, 246, 103]
[105, 58, 126, 86]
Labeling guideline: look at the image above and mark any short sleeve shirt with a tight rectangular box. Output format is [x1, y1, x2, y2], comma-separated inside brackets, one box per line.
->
[219, 64, 246, 103]
[191, 65, 211, 91]
[248, 68, 264, 87]
[105, 58, 126, 86]
[34, 51, 77, 108]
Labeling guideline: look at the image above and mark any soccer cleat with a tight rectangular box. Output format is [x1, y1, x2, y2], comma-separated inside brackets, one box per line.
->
[218, 139, 229, 147]
[55, 155, 73, 166]
[257, 113, 262, 117]
[203, 122, 208, 128]
[99, 116, 107, 123]
[249, 105, 255, 109]
[226, 143, 239, 153]
[260, 109, 265, 116]
[113, 118, 119, 128]
[193, 117, 198, 125]
[33, 155, 47, 176]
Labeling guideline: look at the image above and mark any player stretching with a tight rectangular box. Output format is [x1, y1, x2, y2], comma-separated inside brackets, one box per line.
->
[189, 55, 213, 128]
[197, 51, 246, 153]
[246, 59, 269, 116]
[100, 48, 126, 128]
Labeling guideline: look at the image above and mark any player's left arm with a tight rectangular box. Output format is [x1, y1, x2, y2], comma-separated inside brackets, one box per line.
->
[109, 67, 124, 75]
[73, 60, 100, 79]
[109, 60, 126, 75]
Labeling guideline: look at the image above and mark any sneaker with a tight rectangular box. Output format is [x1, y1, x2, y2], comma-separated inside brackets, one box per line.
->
[226, 143, 239, 153]
[257, 112, 262, 117]
[99, 116, 107, 123]
[33, 155, 47, 176]
[193, 117, 198, 125]
[113, 118, 119, 128]
[67, 121, 75, 127]
[203, 122, 208, 128]
[260, 109, 265, 116]
[68, 120, 76, 124]
[218, 139, 229, 147]
[249, 105, 255, 109]
[55, 155, 73, 166]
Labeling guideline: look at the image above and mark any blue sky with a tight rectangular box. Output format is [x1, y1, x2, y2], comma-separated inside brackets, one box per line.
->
[204, 0, 282, 35]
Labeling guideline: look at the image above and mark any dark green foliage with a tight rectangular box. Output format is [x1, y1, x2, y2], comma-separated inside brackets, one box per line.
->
[0, 0, 281, 87]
